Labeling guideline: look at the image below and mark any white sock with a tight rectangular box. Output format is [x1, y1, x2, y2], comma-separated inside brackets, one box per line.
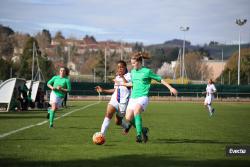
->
[207, 105, 212, 113]
[101, 117, 111, 135]
[121, 119, 129, 129]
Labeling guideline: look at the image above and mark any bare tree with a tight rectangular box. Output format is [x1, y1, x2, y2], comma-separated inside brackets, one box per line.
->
[185, 51, 211, 80]
[157, 62, 174, 78]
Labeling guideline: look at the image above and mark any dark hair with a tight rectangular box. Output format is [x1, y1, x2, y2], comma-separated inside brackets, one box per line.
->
[117, 60, 128, 74]
[209, 79, 214, 84]
[65, 67, 70, 76]
[60, 66, 70, 76]
[117, 60, 127, 67]
[130, 51, 150, 63]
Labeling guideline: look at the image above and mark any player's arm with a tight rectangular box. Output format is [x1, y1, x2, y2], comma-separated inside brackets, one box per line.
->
[202, 91, 207, 94]
[161, 79, 178, 96]
[211, 86, 217, 94]
[120, 75, 128, 83]
[114, 82, 132, 87]
[47, 76, 56, 90]
[57, 86, 70, 93]
[95, 86, 115, 94]
[148, 69, 177, 95]
[115, 74, 132, 87]
[59, 79, 72, 93]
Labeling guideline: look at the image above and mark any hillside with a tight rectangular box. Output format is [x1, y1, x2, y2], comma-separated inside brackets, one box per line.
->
[146, 39, 250, 60]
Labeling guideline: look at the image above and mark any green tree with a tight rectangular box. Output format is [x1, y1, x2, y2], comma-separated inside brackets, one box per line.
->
[0, 58, 11, 80]
[0, 25, 14, 60]
[18, 37, 39, 79]
[18, 37, 55, 80]
[35, 29, 52, 53]
[133, 42, 144, 52]
[219, 48, 250, 85]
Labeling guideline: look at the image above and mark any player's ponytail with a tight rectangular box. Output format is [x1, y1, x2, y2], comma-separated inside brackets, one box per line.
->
[131, 51, 150, 63]
[209, 79, 214, 84]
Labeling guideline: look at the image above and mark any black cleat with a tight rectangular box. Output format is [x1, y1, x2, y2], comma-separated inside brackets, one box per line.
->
[123, 124, 132, 135]
[142, 127, 149, 143]
[46, 113, 50, 119]
[136, 135, 142, 143]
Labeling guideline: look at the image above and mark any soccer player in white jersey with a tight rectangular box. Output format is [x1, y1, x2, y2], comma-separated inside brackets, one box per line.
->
[95, 60, 131, 137]
[204, 79, 217, 117]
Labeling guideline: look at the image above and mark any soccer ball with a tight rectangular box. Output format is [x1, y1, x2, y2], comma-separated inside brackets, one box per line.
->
[92, 132, 105, 145]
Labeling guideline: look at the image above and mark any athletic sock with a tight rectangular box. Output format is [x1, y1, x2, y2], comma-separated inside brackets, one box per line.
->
[49, 109, 55, 126]
[135, 114, 142, 136]
[101, 117, 111, 135]
[121, 119, 130, 129]
[207, 105, 212, 115]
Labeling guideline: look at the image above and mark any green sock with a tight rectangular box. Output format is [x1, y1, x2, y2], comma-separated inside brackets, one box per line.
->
[130, 118, 136, 127]
[49, 109, 55, 126]
[135, 114, 142, 136]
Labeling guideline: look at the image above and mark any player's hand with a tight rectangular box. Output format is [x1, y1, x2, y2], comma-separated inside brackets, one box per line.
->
[170, 88, 178, 96]
[57, 86, 62, 90]
[116, 71, 124, 77]
[95, 86, 103, 93]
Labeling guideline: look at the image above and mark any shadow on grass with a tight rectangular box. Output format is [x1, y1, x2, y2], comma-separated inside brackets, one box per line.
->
[154, 138, 240, 144]
[0, 115, 47, 119]
[55, 126, 99, 130]
[1, 137, 49, 141]
[0, 154, 249, 167]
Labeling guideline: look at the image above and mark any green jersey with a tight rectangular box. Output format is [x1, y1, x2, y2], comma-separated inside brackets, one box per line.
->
[47, 75, 71, 98]
[131, 67, 162, 98]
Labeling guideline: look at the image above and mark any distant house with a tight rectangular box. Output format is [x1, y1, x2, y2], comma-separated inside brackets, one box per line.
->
[202, 60, 226, 81]
[171, 59, 226, 81]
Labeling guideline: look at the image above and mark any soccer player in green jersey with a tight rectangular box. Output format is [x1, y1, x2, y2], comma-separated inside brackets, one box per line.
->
[47, 67, 71, 128]
[122, 52, 178, 143]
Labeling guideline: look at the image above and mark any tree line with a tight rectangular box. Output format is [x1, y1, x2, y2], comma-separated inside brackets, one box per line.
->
[0, 24, 249, 84]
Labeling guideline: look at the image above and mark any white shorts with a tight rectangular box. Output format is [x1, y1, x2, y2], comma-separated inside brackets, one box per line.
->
[127, 96, 149, 112]
[204, 95, 214, 105]
[108, 98, 128, 117]
[49, 91, 63, 108]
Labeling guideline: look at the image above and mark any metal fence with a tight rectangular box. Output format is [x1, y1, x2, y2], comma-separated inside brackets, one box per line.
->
[66, 82, 250, 98]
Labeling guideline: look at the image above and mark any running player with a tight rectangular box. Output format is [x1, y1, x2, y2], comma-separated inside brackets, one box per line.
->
[204, 79, 216, 117]
[95, 60, 131, 137]
[47, 67, 71, 128]
[121, 52, 178, 143]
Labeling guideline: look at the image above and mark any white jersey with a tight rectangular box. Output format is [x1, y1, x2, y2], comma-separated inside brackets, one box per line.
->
[111, 73, 131, 103]
[206, 84, 216, 97]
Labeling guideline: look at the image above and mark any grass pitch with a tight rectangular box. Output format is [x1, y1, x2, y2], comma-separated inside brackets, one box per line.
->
[0, 101, 249, 167]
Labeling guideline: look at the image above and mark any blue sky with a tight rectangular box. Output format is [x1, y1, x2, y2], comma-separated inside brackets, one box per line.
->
[0, 0, 250, 45]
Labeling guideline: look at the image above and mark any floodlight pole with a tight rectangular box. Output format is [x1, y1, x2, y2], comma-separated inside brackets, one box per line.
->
[236, 19, 247, 85]
[221, 48, 224, 84]
[32, 42, 35, 80]
[104, 47, 107, 83]
[180, 26, 189, 84]
[120, 42, 123, 60]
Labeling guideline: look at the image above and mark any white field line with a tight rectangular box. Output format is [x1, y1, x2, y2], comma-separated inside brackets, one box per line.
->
[0, 101, 100, 139]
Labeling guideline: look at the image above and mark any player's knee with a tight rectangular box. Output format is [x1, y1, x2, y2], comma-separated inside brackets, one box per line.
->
[105, 112, 113, 119]
[115, 119, 122, 125]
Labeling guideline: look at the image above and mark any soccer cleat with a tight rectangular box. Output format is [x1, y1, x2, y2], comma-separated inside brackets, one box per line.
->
[136, 135, 142, 143]
[142, 127, 149, 143]
[123, 124, 132, 135]
[46, 113, 50, 119]
[209, 112, 213, 117]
